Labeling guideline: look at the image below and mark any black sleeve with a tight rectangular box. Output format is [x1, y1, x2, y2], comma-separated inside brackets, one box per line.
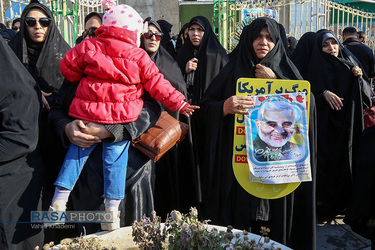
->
[360, 77, 372, 109]
[48, 79, 75, 148]
[0, 60, 40, 162]
[0, 90, 39, 162]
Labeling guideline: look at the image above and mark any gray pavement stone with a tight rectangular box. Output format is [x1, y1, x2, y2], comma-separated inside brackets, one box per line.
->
[316, 215, 372, 250]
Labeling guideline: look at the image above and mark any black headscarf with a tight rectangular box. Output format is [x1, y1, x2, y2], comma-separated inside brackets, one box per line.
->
[222, 17, 302, 82]
[287, 36, 298, 50]
[12, 18, 22, 27]
[290, 32, 317, 79]
[307, 30, 372, 218]
[75, 12, 103, 45]
[157, 19, 176, 58]
[84, 12, 103, 25]
[286, 36, 298, 57]
[0, 29, 16, 41]
[9, 0, 70, 96]
[175, 22, 189, 52]
[176, 16, 229, 104]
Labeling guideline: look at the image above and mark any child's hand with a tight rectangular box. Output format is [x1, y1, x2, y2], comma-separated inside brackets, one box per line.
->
[183, 105, 200, 117]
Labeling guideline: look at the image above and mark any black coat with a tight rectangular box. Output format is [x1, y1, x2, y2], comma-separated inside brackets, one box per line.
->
[343, 37, 375, 78]
[199, 17, 317, 249]
[344, 126, 375, 241]
[0, 36, 43, 250]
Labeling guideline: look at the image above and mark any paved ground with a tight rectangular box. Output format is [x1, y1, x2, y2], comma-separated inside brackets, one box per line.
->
[316, 215, 372, 250]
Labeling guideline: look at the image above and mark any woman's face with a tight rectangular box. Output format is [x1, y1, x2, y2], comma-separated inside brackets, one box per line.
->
[179, 27, 189, 45]
[188, 23, 204, 47]
[143, 24, 162, 54]
[25, 8, 49, 43]
[252, 26, 275, 59]
[322, 38, 339, 57]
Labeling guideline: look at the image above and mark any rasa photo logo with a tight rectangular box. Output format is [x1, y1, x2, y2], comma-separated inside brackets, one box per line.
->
[31, 211, 114, 224]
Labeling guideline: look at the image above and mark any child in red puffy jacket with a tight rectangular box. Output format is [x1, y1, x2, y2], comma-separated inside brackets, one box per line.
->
[48, 4, 198, 231]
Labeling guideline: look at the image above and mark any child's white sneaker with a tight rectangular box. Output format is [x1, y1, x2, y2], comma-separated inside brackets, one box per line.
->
[101, 207, 120, 231]
[44, 200, 67, 227]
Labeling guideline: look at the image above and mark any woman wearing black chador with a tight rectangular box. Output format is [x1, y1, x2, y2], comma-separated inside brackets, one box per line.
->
[176, 16, 229, 210]
[306, 30, 371, 221]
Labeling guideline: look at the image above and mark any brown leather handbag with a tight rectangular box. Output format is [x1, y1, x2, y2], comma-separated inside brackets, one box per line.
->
[131, 111, 189, 162]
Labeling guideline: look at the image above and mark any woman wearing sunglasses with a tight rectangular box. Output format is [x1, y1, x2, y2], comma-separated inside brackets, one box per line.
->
[9, 0, 70, 111]
[140, 19, 200, 220]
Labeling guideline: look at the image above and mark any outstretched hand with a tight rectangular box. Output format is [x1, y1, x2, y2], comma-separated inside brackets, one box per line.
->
[183, 105, 200, 117]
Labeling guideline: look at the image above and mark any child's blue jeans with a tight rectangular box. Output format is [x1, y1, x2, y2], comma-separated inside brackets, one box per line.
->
[54, 140, 130, 199]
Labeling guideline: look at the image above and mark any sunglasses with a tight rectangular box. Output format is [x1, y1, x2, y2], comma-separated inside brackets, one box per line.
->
[12, 26, 20, 31]
[25, 17, 51, 28]
[143, 31, 163, 41]
[83, 27, 98, 39]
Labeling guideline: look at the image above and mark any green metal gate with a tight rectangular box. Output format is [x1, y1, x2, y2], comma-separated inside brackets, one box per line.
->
[213, 0, 375, 51]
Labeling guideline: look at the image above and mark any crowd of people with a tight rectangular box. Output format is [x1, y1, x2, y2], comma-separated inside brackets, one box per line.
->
[0, 0, 374, 249]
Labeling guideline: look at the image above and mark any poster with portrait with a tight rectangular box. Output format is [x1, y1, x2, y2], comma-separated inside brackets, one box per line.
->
[232, 78, 311, 198]
[244, 93, 311, 184]
[264, 9, 278, 21]
[242, 9, 262, 22]
[242, 9, 278, 22]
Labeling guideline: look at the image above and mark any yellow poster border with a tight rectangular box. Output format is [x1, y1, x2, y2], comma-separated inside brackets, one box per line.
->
[233, 78, 311, 199]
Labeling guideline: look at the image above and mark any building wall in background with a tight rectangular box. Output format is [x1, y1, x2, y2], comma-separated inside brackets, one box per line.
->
[339, 0, 375, 12]
[120, 0, 180, 35]
[179, 1, 214, 32]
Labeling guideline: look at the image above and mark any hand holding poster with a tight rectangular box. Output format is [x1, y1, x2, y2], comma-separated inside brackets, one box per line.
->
[232, 78, 311, 198]
[244, 93, 311, 184]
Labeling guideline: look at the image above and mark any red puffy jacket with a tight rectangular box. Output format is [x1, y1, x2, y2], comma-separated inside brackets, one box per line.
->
[59, 26, 187, 124]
